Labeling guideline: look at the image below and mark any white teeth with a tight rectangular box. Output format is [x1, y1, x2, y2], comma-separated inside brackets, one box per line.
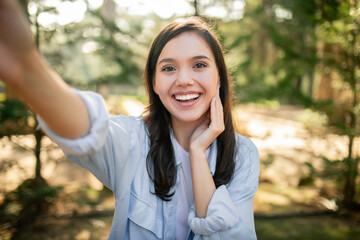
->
[175, 94, 200, 101]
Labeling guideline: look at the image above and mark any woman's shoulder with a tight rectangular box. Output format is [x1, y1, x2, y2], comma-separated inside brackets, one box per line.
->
[109, 115, 148, 137]
[233, 133, 260, 170]
[231, 133, 260, 188]
[110, 114, 145, 127]
[234, 133, 258, 154]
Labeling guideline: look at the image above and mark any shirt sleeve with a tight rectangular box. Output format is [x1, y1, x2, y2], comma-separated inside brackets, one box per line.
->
[37, 89, 133, 193]
[188, 135, 260, 239]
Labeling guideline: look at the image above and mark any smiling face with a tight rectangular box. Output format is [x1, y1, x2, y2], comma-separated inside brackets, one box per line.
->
[153, 31, 219, 126]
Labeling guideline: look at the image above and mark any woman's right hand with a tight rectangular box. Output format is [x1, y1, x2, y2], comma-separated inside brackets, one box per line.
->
[0, 0, 91, 139]
[0, 0, 36, 85]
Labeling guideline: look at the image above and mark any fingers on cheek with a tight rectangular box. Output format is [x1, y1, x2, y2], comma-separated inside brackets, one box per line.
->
[210, 97, 216, 115]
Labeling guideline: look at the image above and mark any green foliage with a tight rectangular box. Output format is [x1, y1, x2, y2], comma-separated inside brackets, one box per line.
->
[86, 12, 143, 84]
[223, 0, 319, 105]
[29, 1, 151, 87]
[0, 100, 30, 121]
[320, 157, 346, 181]
[304, 154, 360, 208]
[0, 99, 32, 137]
[224, 0, 359, 207]
[0, 178, 62, 227]
[315, 0, 359, 207]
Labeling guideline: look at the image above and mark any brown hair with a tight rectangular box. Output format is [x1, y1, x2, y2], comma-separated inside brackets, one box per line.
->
[143, 17, 236, 201]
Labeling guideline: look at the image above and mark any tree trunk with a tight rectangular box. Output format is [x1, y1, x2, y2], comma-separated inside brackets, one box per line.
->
[34, 119, 44, 180]
[307, 68, 314, 98]
[343, 136, 356, 207]
[343, 26, 359, 208]
[193, 0, 199, 16]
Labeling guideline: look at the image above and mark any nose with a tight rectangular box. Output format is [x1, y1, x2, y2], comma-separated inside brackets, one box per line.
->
[176, 68, 194, 86]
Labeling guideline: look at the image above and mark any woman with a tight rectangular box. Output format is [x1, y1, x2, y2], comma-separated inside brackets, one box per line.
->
[0, 1, 260, 239]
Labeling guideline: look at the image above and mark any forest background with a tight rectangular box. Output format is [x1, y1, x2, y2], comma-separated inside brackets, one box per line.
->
[0, 0, 359, 239]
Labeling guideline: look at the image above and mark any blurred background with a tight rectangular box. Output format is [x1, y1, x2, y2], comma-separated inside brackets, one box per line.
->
[0, 0, 359, 239]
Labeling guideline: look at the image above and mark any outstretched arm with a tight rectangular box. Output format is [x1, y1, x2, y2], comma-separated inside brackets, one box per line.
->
[0, 0, 90, 138]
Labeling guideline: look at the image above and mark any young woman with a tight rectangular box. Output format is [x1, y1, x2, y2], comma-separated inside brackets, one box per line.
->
[0, 1, 260, 239]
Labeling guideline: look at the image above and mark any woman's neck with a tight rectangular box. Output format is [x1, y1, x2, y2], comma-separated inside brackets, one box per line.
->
[171, 115, 206, 152]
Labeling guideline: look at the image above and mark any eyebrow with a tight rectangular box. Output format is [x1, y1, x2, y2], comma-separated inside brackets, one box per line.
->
[157, 55, 212, 65]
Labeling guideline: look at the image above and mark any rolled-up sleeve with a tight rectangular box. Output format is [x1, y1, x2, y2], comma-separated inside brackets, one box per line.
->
[188, 135, 260, 240]
[37, 90, 133, 192]
[188, 185, 239, 235]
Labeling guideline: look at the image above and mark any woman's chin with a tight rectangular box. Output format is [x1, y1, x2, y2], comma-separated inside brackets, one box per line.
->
[171, 112, 208, 125]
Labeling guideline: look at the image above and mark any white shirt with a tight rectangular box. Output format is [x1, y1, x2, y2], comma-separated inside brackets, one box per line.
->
[174, 138, 211, 239]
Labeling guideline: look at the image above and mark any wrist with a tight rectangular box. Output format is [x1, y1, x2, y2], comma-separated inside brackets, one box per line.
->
[189, 145, 206, 157]
[9, 48, 42, 88]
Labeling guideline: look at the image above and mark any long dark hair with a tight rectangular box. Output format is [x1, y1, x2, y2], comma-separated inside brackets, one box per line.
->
[143, 17, 236, 201]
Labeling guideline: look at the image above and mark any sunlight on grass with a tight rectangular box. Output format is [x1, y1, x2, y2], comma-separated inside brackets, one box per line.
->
[122, 99, 145, 116]
[254, 183, 320, 214]
[105, 95, 147, 116]
[256, 216, 360, 240]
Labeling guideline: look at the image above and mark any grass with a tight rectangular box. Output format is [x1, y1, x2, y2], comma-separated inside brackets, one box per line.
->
[7, 216, 113, 240]
[256, 215, 360, 240]
[254, 183, 323, 214]
[254, 182, 360, 239]
[7, 211, 359, 240]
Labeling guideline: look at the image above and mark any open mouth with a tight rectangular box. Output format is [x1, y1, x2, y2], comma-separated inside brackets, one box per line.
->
[173, 93, 200, 102]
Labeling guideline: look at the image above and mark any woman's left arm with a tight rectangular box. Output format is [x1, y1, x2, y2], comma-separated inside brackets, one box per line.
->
[189, 86, 224, 218]
[189, 137, 260, 239]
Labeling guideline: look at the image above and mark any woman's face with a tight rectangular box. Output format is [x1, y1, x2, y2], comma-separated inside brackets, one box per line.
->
[153, 32, 219, 125]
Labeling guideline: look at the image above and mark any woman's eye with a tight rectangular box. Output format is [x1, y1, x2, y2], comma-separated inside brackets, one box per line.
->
[194, 62, 207, 69]
[162, 66, 176, 72]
